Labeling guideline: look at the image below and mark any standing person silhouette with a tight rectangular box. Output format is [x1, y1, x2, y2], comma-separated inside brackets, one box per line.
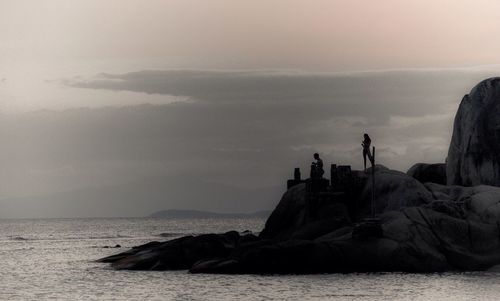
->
[362, 133, 373, 172]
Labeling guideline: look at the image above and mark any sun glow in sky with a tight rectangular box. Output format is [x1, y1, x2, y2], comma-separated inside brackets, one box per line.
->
[1, 0, 500, 111]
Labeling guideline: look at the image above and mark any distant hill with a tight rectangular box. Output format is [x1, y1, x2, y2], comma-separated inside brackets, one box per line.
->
[0, 175, 281, 218]
[148, 209, 271, 219]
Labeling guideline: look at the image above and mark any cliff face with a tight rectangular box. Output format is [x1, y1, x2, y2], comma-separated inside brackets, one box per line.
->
[447, 77, 500, 186]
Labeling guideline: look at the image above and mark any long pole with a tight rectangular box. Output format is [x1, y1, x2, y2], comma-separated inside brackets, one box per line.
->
[371, 146, 376, 218]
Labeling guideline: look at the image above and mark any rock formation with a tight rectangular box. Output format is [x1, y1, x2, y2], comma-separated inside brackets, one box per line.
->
[407, 163, 446, 185]
[98, 167, 500, 273]
[99, 78, 500, 274]
[447, 77, 500, 186]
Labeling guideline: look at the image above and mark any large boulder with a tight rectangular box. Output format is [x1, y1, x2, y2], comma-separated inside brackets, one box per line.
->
[407, 163, 446, 185]
[259, 168, 433, 240]
[355, 168, 433, 216]
[447, 77, 500, 186]
[259, 183, 351, 240]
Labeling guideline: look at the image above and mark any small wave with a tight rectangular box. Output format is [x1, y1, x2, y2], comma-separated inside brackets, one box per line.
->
[87, 235, 131, 240]
[6, 234, 132, 242]
[91, 244, 122, 249]
[8, 236, 30, 241]
[157, 232, 185, 238]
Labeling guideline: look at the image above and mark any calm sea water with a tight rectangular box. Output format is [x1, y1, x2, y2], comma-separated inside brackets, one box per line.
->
[0, 217, 499, 301]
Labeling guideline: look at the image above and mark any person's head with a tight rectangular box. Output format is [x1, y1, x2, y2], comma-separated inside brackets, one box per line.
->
[313, 153, 319, 159]
[364, 133, 370, 140]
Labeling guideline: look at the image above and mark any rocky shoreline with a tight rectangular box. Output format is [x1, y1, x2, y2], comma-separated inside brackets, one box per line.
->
[99, 77, 500, 274]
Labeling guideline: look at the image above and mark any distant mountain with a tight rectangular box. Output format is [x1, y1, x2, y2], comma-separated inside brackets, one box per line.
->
[148, 209, 271, 219]
[0, 175, 282, 218]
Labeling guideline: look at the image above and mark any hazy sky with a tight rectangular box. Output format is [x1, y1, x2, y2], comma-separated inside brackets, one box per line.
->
[2, 0, 500, 111]
[0, 1, 499, 217]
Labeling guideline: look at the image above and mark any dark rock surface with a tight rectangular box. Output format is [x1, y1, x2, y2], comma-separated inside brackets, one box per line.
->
[99, 167, 500, 274]
[357, 168, 433, 214]
[447, 77, 500, 186]
[259, 168, 432, 240]
[407, 163, 447, 185]
[98, 231, 247, 270]
[259, 183, 351, 241]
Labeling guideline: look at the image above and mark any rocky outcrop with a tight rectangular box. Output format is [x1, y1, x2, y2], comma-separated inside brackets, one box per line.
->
[191, 206, 500, 274]
[424, 183, 500, 224]
[189, 182, 500, 274]
[99, 166, 500, 273]
[447, 77, 500, 186]
[259, 183, 351, 240]
[259, 168, 432, 240]
[98, 231, 258, 270]
[357, 169, 433, 214]
[407, 163, 446, 185]
[99, 78, 500, 274]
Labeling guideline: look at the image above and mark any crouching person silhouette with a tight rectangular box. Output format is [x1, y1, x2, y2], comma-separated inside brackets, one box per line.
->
[310, 153, 324, 179]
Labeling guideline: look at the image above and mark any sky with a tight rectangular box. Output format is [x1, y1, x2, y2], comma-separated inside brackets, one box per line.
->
[0, 0, 500, 217]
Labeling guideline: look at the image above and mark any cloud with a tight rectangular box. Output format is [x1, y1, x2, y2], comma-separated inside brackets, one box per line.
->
[65, 69, 500, 123]
[1, 68, 499, 217]
[59, 69, 500, 172]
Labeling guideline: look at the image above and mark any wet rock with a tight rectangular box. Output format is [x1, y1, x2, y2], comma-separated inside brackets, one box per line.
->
[98, 241, 161, 263]
[190, 258, 240, 274]
[102, 232, 241, 270]
[101, 244, 121, 249]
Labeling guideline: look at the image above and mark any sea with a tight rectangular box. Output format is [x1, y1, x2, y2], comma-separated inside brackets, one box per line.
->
[0, 217, 499, 301]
